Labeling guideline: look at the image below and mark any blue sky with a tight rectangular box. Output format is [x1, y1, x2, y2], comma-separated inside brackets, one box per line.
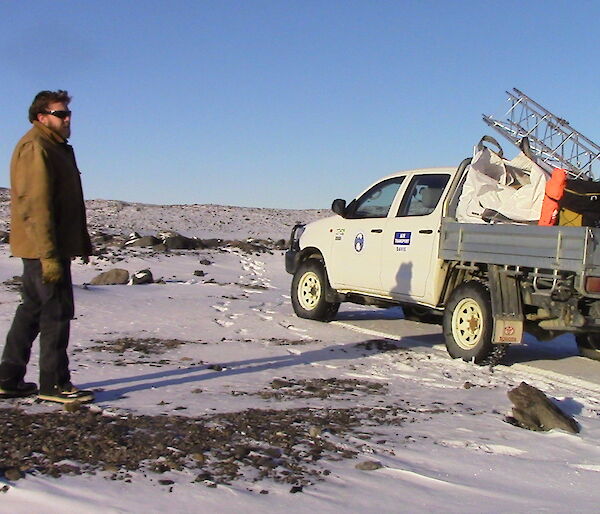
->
[1, 1, 598, 208]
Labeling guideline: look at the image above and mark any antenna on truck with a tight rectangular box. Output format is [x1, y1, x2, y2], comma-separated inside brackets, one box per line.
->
[482, 88, 600, 180]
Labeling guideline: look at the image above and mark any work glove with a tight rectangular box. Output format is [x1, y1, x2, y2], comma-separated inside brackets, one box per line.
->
[41, 258, 63, 284]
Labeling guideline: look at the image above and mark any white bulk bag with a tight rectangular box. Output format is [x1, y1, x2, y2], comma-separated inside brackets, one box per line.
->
[456, 137, 549, 224]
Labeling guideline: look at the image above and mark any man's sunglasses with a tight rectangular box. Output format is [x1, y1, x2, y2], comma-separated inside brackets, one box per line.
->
[44, 110, 72, 119]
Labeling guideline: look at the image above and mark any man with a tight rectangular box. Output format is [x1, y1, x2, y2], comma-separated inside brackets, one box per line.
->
[0, 90, 94, 403]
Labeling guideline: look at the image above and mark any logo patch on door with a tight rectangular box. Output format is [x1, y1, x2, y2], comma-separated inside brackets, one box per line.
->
[394, 232, 411, 245]
[354, 233, 365, 252]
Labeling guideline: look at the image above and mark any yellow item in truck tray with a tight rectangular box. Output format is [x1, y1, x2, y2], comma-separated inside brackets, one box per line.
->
[558, 208, 582, 226]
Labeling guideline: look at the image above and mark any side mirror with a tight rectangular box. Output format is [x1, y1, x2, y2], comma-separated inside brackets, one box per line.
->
[331, 198, 347, 217]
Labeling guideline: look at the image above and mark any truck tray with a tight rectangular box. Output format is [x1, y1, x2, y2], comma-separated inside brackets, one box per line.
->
[439, 220, 600, 274]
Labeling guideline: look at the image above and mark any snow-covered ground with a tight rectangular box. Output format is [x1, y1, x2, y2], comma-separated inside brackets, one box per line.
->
[1, 199, 600, 513]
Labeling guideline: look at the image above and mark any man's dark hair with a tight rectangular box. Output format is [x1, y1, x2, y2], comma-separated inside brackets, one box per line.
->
[28, 90, 71, 123]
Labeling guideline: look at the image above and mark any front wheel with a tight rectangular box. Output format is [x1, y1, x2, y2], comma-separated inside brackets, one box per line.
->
[291, 260, 340, 321]
[575, 334, 600, 361]
[443, 281, 499, 364]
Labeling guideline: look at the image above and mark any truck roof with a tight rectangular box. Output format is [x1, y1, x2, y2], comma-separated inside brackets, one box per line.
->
[377, 166, 456, 182]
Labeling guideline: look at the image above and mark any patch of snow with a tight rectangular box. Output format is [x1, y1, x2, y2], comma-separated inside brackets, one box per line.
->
[0, 200, 600, 512]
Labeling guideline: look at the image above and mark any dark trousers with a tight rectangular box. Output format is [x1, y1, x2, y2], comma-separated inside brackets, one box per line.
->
[0, 258, 74, 392]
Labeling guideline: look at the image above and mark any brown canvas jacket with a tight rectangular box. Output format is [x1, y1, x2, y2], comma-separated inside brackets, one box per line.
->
[9, 121, 93, 259]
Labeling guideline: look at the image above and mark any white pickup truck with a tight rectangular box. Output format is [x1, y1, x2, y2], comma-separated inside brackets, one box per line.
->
[285, 158, 600, 364]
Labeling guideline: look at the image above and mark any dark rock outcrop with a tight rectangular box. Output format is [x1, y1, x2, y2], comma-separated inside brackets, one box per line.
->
[507, 382, 580, 433]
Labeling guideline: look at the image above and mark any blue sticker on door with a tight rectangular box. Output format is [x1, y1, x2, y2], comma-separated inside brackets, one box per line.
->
[394, 232, 411, 245]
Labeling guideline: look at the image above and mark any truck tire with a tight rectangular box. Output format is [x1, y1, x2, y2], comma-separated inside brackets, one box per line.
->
[443, 281, 496, 364]
[291, 260, 340, 321]
[575, 334, 600, 361]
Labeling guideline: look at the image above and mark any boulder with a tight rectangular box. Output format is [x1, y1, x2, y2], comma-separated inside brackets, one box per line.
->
[507, 382, 580, 433]
[163, 235, 196, 250]
[124, 235, 161, 248]
[157, 230, 179, 239]
[157, 231, 204, 250]
[90, 231, 115, 244]
[199, 238, 223, 249]
[355, 460, 383, 471]
[89, 268, 129, 285]
[130, 269, 153, 285]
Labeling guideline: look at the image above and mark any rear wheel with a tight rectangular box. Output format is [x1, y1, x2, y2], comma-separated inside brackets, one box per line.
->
[575, 334, 600, 360]
[443, 281, 503, 364]
[291, 260, 340, 321]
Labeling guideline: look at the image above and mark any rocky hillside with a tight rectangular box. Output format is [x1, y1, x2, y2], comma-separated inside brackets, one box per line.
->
[0, 188, 329, 241]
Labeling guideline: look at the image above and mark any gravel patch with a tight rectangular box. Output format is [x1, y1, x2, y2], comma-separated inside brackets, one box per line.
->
[0, 403, 417, 487]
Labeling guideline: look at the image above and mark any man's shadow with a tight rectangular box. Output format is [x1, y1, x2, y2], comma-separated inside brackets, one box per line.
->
[82, 339, 404, 401]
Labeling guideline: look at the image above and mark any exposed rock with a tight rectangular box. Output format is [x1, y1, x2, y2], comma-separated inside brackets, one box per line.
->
[162, 235, 201, 250]
[157, 230, 179, 239]
[129, 269, 153, 285]
[3, 468, 23, 481]
[355, 460, 383, 471]
[64, 401, 82, 413]
[2, 275, 22, 292]
[90, 231, 116, 245]
[124, 235, 161, 248]
[259, 377, 387, 400]
[199, 239, 223, 249]
[89, 268, 130, 285]
[308, 426, 322, 438]
[507, 382, 580, 433]
[88, 337, 188, 355]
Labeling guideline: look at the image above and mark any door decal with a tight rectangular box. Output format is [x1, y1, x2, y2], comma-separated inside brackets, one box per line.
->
[394, 232, 411, 245]
[354, 233, 365, 252]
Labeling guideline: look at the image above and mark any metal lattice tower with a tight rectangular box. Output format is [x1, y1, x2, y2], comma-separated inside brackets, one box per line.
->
[483, 88, 600, 180]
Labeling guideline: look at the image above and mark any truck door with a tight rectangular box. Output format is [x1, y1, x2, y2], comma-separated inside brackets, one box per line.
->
[379, 173, 450, 300]
[329, 176, 405, 293]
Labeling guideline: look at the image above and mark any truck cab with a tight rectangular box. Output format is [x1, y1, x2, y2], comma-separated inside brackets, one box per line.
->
[286, 167, 454, 308]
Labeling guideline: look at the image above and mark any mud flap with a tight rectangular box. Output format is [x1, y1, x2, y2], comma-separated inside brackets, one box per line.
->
[488, 265, 524, 344]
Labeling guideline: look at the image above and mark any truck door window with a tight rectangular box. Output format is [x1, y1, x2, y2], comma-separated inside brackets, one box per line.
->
[348, 177, 405, 219]
[397, 174, 450, 217]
